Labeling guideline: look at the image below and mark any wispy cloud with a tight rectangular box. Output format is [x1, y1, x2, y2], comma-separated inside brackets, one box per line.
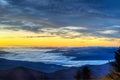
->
[99, 30, 118, 34]
[64, 26, 87, 30]
[0, 0, 120, 40]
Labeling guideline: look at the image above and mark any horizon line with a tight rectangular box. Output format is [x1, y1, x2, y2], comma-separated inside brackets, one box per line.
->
[0, 45, 119, 48]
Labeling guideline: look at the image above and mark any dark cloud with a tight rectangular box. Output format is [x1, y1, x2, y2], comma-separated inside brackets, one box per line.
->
[0, 0, 120, 39]
[5, 0, 120, 18]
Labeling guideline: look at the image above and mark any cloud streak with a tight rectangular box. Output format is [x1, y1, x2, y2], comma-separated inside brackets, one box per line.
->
[0, 0, 120, 39]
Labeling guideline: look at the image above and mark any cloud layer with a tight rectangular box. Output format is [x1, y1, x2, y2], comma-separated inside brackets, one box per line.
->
[0, 0, 120, 39]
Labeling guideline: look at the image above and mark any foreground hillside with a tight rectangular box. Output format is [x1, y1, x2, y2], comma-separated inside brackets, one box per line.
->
[0, 59, 113, 80]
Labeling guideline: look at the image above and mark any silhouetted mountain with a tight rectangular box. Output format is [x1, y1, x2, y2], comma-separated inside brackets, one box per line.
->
[45, 47, 117, 60]
[0, 66, 47, 80]
[0, 59, 113, 80]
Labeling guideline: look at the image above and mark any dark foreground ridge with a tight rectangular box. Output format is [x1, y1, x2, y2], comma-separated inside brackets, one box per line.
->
[0, 58, 113, 80]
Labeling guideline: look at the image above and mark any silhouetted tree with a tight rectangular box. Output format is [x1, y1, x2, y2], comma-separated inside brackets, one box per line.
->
[82, 66, 92, 80]
[106, 47, 120, 80]
[115, 47, 120, 72]
[74, 70, 81, 80]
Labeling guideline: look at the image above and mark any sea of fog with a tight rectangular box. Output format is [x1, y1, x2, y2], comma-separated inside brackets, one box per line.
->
[0, 47, 117, 67]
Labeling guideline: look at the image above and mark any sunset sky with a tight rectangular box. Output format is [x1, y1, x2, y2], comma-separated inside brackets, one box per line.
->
[0, 0, 120, 47]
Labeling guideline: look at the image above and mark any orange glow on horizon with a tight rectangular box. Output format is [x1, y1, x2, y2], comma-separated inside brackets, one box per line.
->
[0, 37, 119, 47]
[0, 29, 119, 47]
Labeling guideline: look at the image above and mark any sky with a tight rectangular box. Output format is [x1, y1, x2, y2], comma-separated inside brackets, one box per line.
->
[0, 0, 120, 47]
